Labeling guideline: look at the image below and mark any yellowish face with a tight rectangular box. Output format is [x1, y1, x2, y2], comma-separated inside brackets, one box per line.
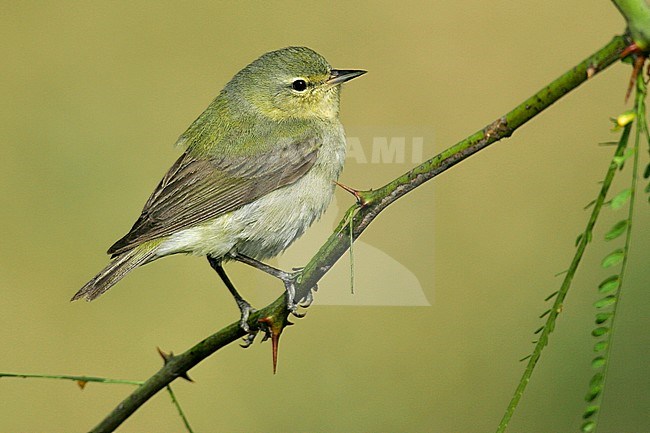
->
[267, 73, 341, 121]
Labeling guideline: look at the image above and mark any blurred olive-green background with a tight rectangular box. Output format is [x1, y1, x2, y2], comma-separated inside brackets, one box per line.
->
[2, 2, 649, 432]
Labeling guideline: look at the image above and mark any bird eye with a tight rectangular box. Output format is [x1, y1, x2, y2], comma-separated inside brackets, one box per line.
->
[291, 79, 308, 92]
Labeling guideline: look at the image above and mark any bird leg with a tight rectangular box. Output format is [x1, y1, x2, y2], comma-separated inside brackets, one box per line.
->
[228, 253, 303, 317]
[207, 255, 254, 332]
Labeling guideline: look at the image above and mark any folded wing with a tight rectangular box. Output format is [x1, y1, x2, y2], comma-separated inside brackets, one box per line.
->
[107, 137, 320, 256]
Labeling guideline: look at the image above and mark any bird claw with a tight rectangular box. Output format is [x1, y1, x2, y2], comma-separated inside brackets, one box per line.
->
[259, 323, 273, 343]
[278, 271, 308, 318]
[240, 332, 256, 348]
[298, 290, 314, 308]
[240, 316, 275, 348]
[240, 323, 272, 348]
[285, 285, 306, 318]
[235, 299, 255, 333]
[227, 253, 313, 318]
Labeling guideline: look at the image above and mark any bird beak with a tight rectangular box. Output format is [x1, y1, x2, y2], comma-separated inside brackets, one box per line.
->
[326, 69, 367, 86]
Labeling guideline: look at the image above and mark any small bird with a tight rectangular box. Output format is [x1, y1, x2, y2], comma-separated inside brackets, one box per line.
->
[73, 47, 365, 330]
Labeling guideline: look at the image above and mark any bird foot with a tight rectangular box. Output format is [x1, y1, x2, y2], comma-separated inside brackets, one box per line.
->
[235, 298, 256, 333]
[240, 332, 256, 348]
[227, 253, 311, 318]
[240, 321, 269, 348]
[278, 271, 308, 318]
[298, 289, 315, 308]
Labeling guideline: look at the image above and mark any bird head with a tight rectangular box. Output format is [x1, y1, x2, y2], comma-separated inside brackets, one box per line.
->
[226, 46, 366, 121]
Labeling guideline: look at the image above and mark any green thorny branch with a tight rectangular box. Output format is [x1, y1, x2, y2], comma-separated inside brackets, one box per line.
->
[4, 35, 637, 433]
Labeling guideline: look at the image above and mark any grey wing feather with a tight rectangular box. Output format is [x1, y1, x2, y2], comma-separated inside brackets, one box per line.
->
[107, 138, 320, 256]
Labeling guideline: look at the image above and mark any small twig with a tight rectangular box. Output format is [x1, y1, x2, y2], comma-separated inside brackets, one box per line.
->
[166, 385, 194, 433]
[0, 372, 143, 386]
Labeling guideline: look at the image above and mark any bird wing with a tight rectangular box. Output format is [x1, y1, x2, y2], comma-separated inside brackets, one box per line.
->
[107, 136, 320, 256]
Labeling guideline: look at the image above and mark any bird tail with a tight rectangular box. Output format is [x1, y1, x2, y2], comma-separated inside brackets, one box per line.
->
[71, 246, 157, 301]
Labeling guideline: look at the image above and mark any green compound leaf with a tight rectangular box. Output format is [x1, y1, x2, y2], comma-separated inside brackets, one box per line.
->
[610, 188, 632, 209]
[577, 70, 644, 433]
[595, 312, 612, 324]
[590, 373, 604, 389]
[591, 356, 606, 369]
[601, 249, 624, 268]
[581, 420, 596, 432]
[598, 275, 620, 293]
[604, 220, 628, 241]
[644, 163, 650, 179]
[591, 327, 610, 337]
[594, 295, 617, 309]
[593, 341, 608, 352]
[585, 388, 601, 403]
[583, 405, 599, 419]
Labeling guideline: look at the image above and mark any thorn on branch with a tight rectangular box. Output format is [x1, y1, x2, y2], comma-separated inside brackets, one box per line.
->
[258, 311, 291, 374]
[334, 181, 373, 206]
[157, 347, 194, 382]
[620, 42, 648, 103]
